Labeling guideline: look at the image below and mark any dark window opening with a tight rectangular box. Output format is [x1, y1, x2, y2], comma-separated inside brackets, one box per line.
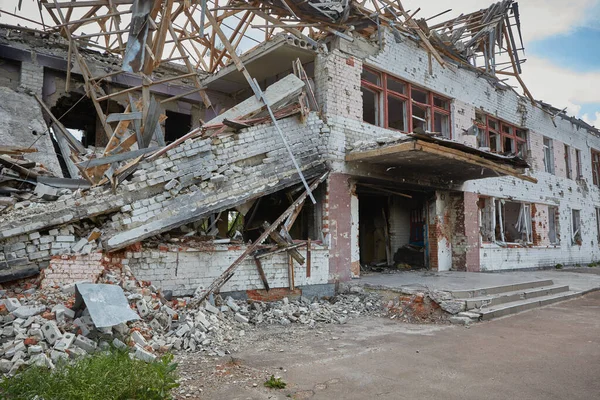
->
[50, 93, 98, 147]
[361, 87, 379, 125]
[165, 110, 192, 144]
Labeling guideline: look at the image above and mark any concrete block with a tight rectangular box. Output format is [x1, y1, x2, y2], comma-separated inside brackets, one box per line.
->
[73, 334, 97, 353]
[54, 332, 76, 351]
[234, 313, 248, 324]
[134, 345, 156, 363]
[3, 298, 21, 312]
[12, 305, 46, 319]
[41, 321, 62, 345]
[130, 331, 147, 346]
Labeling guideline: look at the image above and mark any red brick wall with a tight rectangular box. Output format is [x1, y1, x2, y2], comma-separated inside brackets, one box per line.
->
[327, 173, 353, 282]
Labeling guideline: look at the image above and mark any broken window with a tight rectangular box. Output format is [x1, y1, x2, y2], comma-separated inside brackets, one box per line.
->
[543, 137, 555, 174]
[592, 149, 600, 187]
[548, 206, 558, 245]
[572, 209, 581, 245]
[575, 149, 583, 179]
[480, 197, 532, 245]
[476, 114, 527, 156]
[360, 67, 451, 137]
[361, 87, 380, 125]
[565, 144, 572, 179]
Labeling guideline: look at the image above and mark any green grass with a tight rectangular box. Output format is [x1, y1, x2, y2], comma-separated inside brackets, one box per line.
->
[0, 349, 179, 400]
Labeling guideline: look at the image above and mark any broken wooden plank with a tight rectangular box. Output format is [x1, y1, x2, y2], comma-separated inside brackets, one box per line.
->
[253, 257, 270, 291]
[262, 221, 305, 264]
[0, 146, 38, 154]
[254, 242, 306, 259]
[204, 74, 305, 126]
[222, 118, 251, 130]
[192, 171, 329, 303]
[76, 147, 156, 168]
[0, 156, 39, 179]
[54, 124, 81, 179]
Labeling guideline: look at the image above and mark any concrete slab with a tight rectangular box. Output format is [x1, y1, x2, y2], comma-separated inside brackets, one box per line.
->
[355, 269, 600, 294]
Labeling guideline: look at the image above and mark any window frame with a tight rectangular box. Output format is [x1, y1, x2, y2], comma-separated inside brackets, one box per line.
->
[592, 149, 600, 187]
[360, 66, 451, 137]
[575, 149, 583, 179]
[475, 113, 527, 156]
[564, 144, 572, 179]
[572, 209, 582, 245]
[596, 207, 600, 246]
[543, 137, 555, 174]
[548, 205, 559, 245]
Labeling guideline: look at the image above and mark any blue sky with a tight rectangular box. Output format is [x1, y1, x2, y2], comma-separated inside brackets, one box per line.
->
[528, 27, 600, 73]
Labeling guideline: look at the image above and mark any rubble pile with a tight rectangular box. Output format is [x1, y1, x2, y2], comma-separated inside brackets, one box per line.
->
[0, 270, 385, 377]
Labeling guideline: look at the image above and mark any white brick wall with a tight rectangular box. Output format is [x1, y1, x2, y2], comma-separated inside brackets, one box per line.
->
[320, 28, 600, 270]
[128, 245, 330, 296]
[19, 61, 44, 95]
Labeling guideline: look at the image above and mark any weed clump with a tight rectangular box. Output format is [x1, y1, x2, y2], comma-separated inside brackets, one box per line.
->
[264, 375, 287, 389]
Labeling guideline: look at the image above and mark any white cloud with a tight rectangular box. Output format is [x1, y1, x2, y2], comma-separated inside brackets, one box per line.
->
[402, 0, 600, 41]
[582, 112, 600, 127]
[518, 56, 600, 125]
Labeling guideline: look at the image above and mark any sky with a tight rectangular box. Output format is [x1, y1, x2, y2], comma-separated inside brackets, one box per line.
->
[1, 0, 600, 127]
[403, 0, 600, 127]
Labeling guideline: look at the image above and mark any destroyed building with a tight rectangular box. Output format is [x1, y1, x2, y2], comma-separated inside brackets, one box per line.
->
[1, 0, 599, 300]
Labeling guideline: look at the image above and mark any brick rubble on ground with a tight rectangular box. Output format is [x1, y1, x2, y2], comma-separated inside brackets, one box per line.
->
[0, 270, 385, 376]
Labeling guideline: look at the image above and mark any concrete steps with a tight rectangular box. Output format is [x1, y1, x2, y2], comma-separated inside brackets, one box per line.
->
[449, 279, 579, 322]
[463, 285, 570, 309]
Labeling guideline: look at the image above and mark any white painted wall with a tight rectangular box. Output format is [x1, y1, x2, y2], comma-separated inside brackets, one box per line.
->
[324, 29, 600, 270]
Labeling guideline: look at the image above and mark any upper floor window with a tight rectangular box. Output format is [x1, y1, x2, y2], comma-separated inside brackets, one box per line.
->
[543, 137, 555, 174]
[564, 144, 572, 179]
[361, 67, 451, 138]
[475, 112, 527, 157]
[592, 149, 600, 187]
[575, 149, 582, 179]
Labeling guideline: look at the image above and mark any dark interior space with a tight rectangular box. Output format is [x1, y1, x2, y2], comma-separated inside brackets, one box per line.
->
[165, 110, 192, 144]
[357, 183, 433, 271]
[50, 93, 97, 147]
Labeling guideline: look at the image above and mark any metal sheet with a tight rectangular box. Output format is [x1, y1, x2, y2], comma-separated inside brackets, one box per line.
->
[74, 283, 140, 328]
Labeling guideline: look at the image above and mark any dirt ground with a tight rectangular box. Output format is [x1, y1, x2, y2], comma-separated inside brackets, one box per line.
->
[174, 292, 600, 400]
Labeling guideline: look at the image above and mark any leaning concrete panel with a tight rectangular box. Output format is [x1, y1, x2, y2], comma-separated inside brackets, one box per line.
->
[0, 87, 63, 177]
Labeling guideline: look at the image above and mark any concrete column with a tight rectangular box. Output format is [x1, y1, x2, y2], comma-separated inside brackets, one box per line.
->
[327, 172, 354, 282]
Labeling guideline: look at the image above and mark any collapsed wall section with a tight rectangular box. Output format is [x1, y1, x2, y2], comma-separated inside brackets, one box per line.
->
[0, 112, 327, 282]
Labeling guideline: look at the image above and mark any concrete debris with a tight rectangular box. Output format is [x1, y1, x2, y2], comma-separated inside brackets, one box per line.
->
[0, 273, 386, 376]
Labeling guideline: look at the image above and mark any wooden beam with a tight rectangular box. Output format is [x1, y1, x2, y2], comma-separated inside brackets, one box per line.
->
[193, 171, 329, 303]
[253, 257, 270, 291]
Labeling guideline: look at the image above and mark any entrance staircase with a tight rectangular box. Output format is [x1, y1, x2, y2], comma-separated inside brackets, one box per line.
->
[451, 279, 580, 322]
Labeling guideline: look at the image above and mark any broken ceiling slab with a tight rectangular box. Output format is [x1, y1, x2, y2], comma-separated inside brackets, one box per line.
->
[74, 283, 140, 328]
[204, 74, 305, 126]
[346, 134, 535, 183]
[202, 34, 317, 94]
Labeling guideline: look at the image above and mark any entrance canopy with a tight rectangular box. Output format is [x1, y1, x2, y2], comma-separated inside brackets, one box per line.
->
[346, 134, 535, 183]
